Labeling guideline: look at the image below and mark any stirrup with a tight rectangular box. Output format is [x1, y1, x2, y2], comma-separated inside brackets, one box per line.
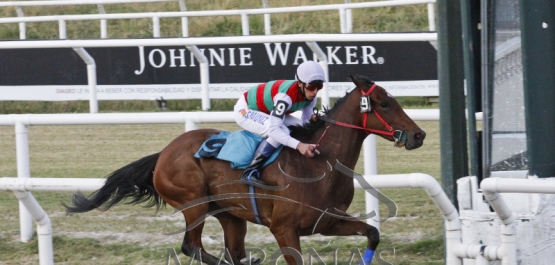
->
[241, 170, 266, 185]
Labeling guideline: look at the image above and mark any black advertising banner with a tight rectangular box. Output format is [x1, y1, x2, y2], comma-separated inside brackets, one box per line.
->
[0, 41, 437, 100]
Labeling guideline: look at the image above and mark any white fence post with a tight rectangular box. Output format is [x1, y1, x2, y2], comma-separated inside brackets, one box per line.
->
[153, 16, 160, 37]
[15, 6, 26, 39]
[363, 135, 380, 230]
[185, 119, 198, 131]
[186, 45, 210, 110]
[178, 0, 188, 37]
[261, 0, 271, 35]
[15, 121, 33, 242]
[73, 48, 99, 113]
[241, 12, 249, 36]
[427, 3, 436, 31]
[345, 0, 352, 33]
[13, 191, 54, 265]
[58, 19, 66, 39]
[97, 4, 108, 38]
[339, 7, 347, 33]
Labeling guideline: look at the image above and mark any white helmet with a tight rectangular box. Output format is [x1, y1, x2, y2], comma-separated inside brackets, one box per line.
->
[295, 61, 326, 84]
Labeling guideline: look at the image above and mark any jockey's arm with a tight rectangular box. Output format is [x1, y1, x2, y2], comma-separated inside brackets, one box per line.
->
[268, 93, 299, 149]
[268, 94, 318, 157]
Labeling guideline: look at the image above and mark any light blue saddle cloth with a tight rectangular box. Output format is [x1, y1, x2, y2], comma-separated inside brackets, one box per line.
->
[194, 130, 283, 169]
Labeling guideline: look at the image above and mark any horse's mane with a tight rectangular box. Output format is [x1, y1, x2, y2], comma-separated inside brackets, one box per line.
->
[289, 88, 354, 140]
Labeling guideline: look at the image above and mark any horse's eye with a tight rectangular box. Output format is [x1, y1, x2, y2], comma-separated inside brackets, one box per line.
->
[379, 102, 388, 108]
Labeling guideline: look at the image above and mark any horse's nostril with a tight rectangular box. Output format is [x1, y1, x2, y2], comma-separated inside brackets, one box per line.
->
[414, 132, 426, 141]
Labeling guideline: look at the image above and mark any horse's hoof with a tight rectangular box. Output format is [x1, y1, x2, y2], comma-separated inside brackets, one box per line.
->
[240, 255, 261, 265]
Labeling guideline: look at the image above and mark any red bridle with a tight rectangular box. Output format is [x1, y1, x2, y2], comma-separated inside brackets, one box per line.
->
[317, 84, 406, 143]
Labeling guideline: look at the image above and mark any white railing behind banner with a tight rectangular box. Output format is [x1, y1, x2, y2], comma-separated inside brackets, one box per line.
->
[0, 0, 436, 39]
[0, 33, 438, 112]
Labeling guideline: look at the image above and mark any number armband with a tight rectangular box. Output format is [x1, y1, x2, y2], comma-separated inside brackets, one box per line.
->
[271, 100, 289, 119]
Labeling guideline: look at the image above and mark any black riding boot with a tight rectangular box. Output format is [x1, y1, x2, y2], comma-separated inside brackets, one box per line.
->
[240, 139, 276, 185]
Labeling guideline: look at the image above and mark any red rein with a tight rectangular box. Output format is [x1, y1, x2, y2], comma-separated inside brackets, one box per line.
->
[338, 84, 396, 137]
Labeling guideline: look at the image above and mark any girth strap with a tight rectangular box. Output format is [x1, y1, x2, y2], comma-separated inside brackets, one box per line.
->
[247, 172, 263, 224]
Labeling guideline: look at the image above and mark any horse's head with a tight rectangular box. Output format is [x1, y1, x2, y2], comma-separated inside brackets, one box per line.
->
[350, 74, 426, 150]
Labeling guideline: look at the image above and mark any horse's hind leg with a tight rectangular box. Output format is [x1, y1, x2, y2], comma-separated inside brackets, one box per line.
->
[211, 208, 249, 264]
[178, 205, 224, 265]
[154, 174, 222, 264]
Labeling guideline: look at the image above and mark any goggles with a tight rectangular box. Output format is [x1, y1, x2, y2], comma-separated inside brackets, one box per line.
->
[296, 73, 324, 92]
[304, 82, 324, 91]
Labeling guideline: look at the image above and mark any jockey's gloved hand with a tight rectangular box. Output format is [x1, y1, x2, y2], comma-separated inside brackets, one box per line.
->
[310, 114, 319, 122]
[311, 107, 321, 122]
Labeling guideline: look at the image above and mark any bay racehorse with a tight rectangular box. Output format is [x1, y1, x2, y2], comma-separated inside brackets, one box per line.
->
[64, 75, 426, 264]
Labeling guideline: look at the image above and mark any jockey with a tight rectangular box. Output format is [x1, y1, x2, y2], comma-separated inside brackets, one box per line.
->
[233, 60, 325, 185]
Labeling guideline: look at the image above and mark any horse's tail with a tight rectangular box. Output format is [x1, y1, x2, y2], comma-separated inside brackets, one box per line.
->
[64, 152, 165, 213]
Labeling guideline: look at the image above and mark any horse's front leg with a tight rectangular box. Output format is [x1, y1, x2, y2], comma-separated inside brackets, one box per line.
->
[320, 219, 379, 265]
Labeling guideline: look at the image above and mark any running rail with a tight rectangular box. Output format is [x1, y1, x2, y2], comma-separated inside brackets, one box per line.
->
[0, 178, 105, 265]
[355, 173, 463, 264]
[1, 174, 458, 265]
[480, 177, 555, 265]
[4, 173, 531, 264]
[0, 110, 478, 241]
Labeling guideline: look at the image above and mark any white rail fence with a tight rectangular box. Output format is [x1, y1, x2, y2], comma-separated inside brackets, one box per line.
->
[0, 33, 438, 112]
[0, 109, 438, 244]
[0, 111, 495, 265]
[6, 173, 545, 265]
[0, 0, 436, 39]
[0, 173, 444, 265]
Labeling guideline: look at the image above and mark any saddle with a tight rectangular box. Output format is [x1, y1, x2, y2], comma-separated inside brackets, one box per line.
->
[194, 130, 283, 169]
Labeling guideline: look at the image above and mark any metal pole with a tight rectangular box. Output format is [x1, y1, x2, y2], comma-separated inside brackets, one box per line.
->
[13, 191, 54, 265]
[427, 3, 436, 31]
[153, 16, 160, 37]
[73, 48, 99, 113]
[480, 0, 495, 180]
[186, 45, 210, 110]
[58, 19, 66, 39]
[97, 4, 107, 38]
[241, 13, 249, 36]
[437, 0, 467, 207]
[15, 6, 26, 39]
[519, 0, 555, 178]
[261, 0, 271, 35]
[15, 122, 33, 242]
[363, 135, 379, 230]
[345, 0, 353, 33]
[178, 0, 188, 37]
[339, 8, 347, 33]
[460, 0, 482, 178]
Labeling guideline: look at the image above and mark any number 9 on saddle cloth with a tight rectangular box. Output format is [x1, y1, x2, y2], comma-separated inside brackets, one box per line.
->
[194, 130, 284, 169]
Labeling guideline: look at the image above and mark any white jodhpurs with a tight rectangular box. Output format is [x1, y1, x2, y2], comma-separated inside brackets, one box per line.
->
[234, 95, 302, 148]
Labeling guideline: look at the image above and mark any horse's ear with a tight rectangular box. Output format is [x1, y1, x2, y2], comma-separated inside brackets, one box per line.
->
[350, 74, 375, 89]
[350, 74, 363, 87]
